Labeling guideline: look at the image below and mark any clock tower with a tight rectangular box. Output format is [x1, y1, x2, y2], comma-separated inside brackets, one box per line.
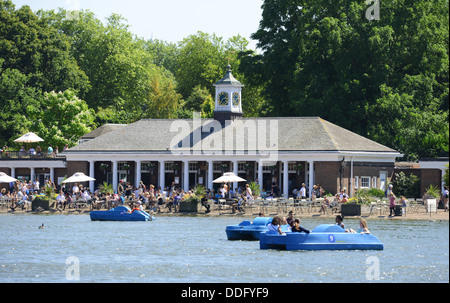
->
[213, 65, 244, 125]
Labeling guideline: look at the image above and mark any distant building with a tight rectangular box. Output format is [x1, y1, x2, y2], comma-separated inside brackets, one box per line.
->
[62, 65, 403, 197]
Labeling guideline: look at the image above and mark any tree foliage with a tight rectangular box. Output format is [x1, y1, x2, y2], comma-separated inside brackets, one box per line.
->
[1, 0, 448, 162]
[241, 0, 449, 160]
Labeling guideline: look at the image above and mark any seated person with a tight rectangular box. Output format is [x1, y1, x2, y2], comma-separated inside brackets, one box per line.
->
[349, 219, 370, 234]
[319, 196, 331, 214]
[292, 219, 310, 233]
[267, 216, 286, 235]
[260, 189, 267, 199]
[201, 196, 211, 214]
[335, 215, 345, 229]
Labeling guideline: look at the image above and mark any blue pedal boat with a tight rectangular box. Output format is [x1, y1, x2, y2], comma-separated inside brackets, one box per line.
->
[90, 206, 155, 222]
[260, 224, 384, 251]
[226, 217, 290, 240]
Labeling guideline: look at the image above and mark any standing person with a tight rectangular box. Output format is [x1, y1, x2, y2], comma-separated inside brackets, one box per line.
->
[245, 184, 253, 200]
[389, 192, 397, 217]
[399, 196, 408, 215]
[299, 183, 306, 200]
[443, 186, 449, 212]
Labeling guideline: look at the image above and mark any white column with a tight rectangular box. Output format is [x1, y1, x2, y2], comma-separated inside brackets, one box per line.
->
[30, 167, 35, 183]
[258, 161, 264, 191]
[183, 161, 189, 192]
[135, 160, 142, 188]
[89, 161, 94, 192]
[308, 161, 314, 199]
[10, 167, 16, 178]
[112, 160, 118, 193]
[442, 169, 446, 193]
[233, 160, 238, 192]
[159, 160, 165, 190]
[283, 161, 289, 198]
[50, 167, 55, 185]
[208, 160, 214, 191]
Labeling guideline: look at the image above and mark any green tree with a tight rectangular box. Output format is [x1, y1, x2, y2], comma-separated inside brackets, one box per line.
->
[392, 172, 421, 198]
[40, 9, 180, 122]
[0, 64, 40, 147]
[0, 0, 90, 95]
[176, 31, 227, 100]
[29, 90, 95, 149]
[142, 67, 182, 119]
[242, 0, 449, 159]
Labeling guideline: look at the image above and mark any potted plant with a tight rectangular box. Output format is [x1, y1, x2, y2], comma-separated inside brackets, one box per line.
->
[248, 181, 261, 198]
[341, 197, 362, 216]
[294, 163, 303, 175]
[99, 163, 109, 172]
[423, 185, 440, 213]
[98, 182, 114, 195]
[32, 185, 55, 211]
[179, 186, 205, 213]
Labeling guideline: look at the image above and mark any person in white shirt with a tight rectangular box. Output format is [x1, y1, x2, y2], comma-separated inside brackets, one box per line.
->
[299, 183, 306, 199]
[245, 184, 253, 200]
[72, 184, 79, 194]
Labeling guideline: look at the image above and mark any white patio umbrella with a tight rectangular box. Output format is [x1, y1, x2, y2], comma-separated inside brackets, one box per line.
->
[213, 172, 247, 184]
[62, 172, 96, 184]
[0, 172, 18, 183]
[14, 132, 44, 144]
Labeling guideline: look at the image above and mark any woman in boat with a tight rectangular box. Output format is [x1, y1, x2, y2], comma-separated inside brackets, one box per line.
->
[268, 216, 286, 235]
[349, 219, 370, 234]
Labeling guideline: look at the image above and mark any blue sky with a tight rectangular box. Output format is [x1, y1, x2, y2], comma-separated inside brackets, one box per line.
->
[10, 0, 263, 49]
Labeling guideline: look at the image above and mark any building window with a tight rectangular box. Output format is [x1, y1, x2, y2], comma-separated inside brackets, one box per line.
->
[372, 177, 377, 189]
[141, 162, 155, 173]
[118, 162, 131, 171]
[361, 177, 371, 188]
[189, 162, 198, 172]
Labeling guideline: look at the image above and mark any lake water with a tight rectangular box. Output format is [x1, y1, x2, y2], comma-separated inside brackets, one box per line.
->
[0, 214, 448, 283]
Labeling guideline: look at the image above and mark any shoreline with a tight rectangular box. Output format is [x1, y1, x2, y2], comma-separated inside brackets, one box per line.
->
[1, 207, 448, 221]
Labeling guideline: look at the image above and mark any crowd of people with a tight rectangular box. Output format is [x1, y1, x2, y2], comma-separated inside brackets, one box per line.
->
[0, 178, 258, 213]
[2, 177, 449, 216]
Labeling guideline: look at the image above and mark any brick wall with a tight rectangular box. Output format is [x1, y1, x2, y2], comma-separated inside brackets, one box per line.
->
[420, 169, 442, 196]
[315, 161, 395, 195]
[67, 161, 89, 177]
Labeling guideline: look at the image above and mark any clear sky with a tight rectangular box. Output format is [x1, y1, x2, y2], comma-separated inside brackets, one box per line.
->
[10, 0, 264, 50]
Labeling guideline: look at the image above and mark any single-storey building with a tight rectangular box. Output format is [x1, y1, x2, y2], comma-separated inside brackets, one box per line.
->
[4, 66, 448, 198]
[61, 65, 403, 198]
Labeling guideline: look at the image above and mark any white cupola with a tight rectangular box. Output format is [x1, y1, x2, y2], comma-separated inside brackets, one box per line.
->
[213, 65, 244, 125]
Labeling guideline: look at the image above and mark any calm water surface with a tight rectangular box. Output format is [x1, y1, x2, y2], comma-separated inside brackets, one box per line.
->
[0, 214, 448, 283]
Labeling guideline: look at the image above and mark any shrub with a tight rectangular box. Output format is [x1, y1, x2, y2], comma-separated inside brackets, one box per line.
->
[392, 172, 420, 198]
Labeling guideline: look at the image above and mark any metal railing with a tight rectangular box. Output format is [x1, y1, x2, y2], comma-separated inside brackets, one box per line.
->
[1, 151, 65, 160]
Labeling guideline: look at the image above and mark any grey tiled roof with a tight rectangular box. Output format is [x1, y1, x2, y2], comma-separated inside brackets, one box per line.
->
[214, 65, 243, 86]
[80, 124, 127, 140]
[66, 117, 397, 154]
